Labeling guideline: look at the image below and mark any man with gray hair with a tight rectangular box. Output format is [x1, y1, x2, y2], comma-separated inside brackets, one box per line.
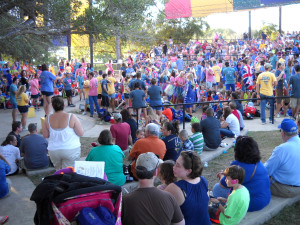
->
[128, 123, 166, 179]
[19, 123, 49, 170]
[122, 152, 184, 225]
[264, 119, 300, 197]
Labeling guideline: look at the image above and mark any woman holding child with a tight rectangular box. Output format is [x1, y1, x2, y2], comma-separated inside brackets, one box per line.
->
[213, 136, 271, 212]
[165, 151, 211, 225]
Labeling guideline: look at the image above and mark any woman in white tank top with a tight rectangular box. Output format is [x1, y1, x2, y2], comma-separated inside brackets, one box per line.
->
[42, 96, 84, 170]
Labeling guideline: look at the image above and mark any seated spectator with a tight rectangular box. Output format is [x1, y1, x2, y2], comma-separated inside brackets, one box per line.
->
[133, 129, 144, 144]
[0, 135, 20, 175]
[220, 106, 240, 138]
[209, 165, 250, 225]
[189, 122, 204, 154]
[120, 109, 137, 142]
[157, 160, 177, 190]
[0, 154, 11, 199]
[86, 129, 126, 186]
[162, 102, 173, 121]
[213, 136, 271, 212]
[162, 121, 182, 161]
[8, 121, 22, 147]
[200, 107, 221, 150]
[122, 152, 184, 225]
[110, 113, 132, 151]
[179, 129, 194, 151]
[165, 151, 211, 225]
[264, 119, 300, 197]
[19, 123, 49, 170]
[128, 123, 166, 179]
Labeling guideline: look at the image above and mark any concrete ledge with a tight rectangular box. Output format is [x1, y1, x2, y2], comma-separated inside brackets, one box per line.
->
[201, 129, 248, 163]
[26, 167, 56, 176]
[240, 195, 300, 225]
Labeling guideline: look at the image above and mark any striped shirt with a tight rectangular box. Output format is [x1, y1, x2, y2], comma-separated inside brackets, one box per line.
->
[189, 132, 204, 154]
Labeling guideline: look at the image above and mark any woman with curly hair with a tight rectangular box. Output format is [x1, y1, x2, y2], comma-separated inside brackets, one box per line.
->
[212, 136, 271, 212]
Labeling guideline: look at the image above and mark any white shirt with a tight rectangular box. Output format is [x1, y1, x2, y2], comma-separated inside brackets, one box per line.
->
[0, 145, 20, 175]
[226, 114, 240, 136]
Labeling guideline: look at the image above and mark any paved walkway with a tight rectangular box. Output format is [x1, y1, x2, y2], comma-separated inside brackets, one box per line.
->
[0, 95, 285, 224]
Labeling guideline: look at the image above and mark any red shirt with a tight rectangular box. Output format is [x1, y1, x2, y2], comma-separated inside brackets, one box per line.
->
[110, 123, 131, 150]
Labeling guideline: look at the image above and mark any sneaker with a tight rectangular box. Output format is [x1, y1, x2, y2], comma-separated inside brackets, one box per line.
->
[82, 111, 87, 115]
[90, 114, 93, 118]
[277, 113, 281, 118]
[69, 104, 76, 107]
[262, 122, 267, 125]
[269, 119, 275, 123]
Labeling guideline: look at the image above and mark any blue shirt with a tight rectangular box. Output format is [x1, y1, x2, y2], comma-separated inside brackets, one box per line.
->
[288, 73, 300, 98]
[0, 159, 10, 198]
[40, 71, 56, 92]
[77, 76, 84, 89]
[222, 67, 235, 84]
[162, 134, 182, 161]
[221, 161, 271, 212]
[129, 89, 145, 108]
[270, 55, 278, 70]
[147, 85, 162, 101]
[175, 178, 211, 225]
[5, 73, 12, 86]
[9, 84, 18, 102]
[176, 59, 184, 71]
[264, 135, 300, 186]
[63, 77, 74, 91]
[101, 79, 108, 96]
[125, 68, 135, 75]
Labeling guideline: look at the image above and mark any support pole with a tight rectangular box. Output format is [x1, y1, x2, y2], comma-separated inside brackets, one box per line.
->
[279, 6, 282, 35]
[67, 33, 71, 61]
[248, 11, 251, 40]
[89, 0, 93, 67]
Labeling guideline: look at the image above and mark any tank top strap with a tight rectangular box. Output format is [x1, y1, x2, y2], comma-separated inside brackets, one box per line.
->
[68, 113, 72, 126]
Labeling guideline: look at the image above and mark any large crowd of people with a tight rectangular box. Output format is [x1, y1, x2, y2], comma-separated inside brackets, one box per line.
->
[1, 32, 300, 224]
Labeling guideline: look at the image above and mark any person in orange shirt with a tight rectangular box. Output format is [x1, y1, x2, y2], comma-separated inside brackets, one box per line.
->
[128, 123, 166, 179]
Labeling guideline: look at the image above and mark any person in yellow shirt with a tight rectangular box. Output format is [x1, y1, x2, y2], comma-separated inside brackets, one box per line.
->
[212, 60, 221, 91]
[16, 85, 29, 130]
[107, 70, 117, 112]
[82, 79, 90, 115]
[96, 71, 103, 107]
[256, 63, 278, 125]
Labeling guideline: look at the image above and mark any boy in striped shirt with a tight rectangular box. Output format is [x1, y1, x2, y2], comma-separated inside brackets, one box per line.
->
[189, 122, 204, 155]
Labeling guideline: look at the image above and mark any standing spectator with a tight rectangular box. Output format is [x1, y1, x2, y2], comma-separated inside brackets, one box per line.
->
[9, 77, 18, 122]
[19, 123, 49, 170]
[130, 82, 147, 123]
[200, 108, 221, 151]
[16, 85, 29, 130]
[42, 96, 84, 170]
[176, 56, 184, 71]
[205, 61, 214, 90]
[110, 113, 132, 151]
[63, 73, 75, 107]
[223, 61, 236, 92]
[107, 70, 117, 112]
[76, 71, 84, 101]
[274, 62, 286, 118]
[101, 73, 109, 110]
[288, 64, 300, 120]
[264, 119, 300, 197]
[147, 78, 163, 118]
[29, 73, 40, 111]
[256, 63, 277, 124]
[40, 64, 60, 117]
[88, 72, 101, 118]
[0, 135, 20, 176]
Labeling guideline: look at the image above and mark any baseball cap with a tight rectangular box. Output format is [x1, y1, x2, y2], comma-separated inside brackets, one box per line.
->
[135, 152, 160, 173]
[113, 113, 122, 121]
[278, 119, 298, 133]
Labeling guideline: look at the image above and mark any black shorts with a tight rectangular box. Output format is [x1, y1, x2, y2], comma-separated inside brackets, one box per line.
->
[101, 95, 109, 107]
[98, 94, 102, 100]
[124, 93, 130, 99]
[31, 94, 39, 99]
[65, 90, 72, 97]
[18, 105, 28, 113]
[41, 91, 53, 97]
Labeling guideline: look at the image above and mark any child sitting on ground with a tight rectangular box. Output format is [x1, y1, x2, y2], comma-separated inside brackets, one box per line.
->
[209, 165, 250, 225]
[157, 160, 177, 190]
[133, 129, 145, 144]
[189, 122, 204, 155]
[179, 129, 194, 151]
[201, 105, 208, 120]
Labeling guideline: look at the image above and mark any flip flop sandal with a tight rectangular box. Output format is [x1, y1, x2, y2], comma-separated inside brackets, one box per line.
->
[0, 215, 8, 225]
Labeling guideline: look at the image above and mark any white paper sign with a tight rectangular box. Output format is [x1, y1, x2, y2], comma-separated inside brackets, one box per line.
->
[74, 161, 105, 179]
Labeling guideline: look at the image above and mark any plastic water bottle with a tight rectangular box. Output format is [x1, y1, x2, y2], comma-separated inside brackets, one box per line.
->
[223, 150, 227, 154]
[204, 162, 208, 168]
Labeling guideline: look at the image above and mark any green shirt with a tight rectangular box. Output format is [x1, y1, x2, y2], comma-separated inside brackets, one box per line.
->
[220, 186, 250, 225]
[86, 145, 126, 186]
[189, 132, 204, 154]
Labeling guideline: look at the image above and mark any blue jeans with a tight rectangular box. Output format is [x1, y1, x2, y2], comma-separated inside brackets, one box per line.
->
[213, 183, 231, 198]
[220, 128, 235, 138]
[89, 96, 101, 115]
[260, 94, 274, 123]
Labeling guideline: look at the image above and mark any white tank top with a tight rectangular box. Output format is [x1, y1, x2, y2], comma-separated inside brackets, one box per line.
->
[47, 113, 81, 151]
